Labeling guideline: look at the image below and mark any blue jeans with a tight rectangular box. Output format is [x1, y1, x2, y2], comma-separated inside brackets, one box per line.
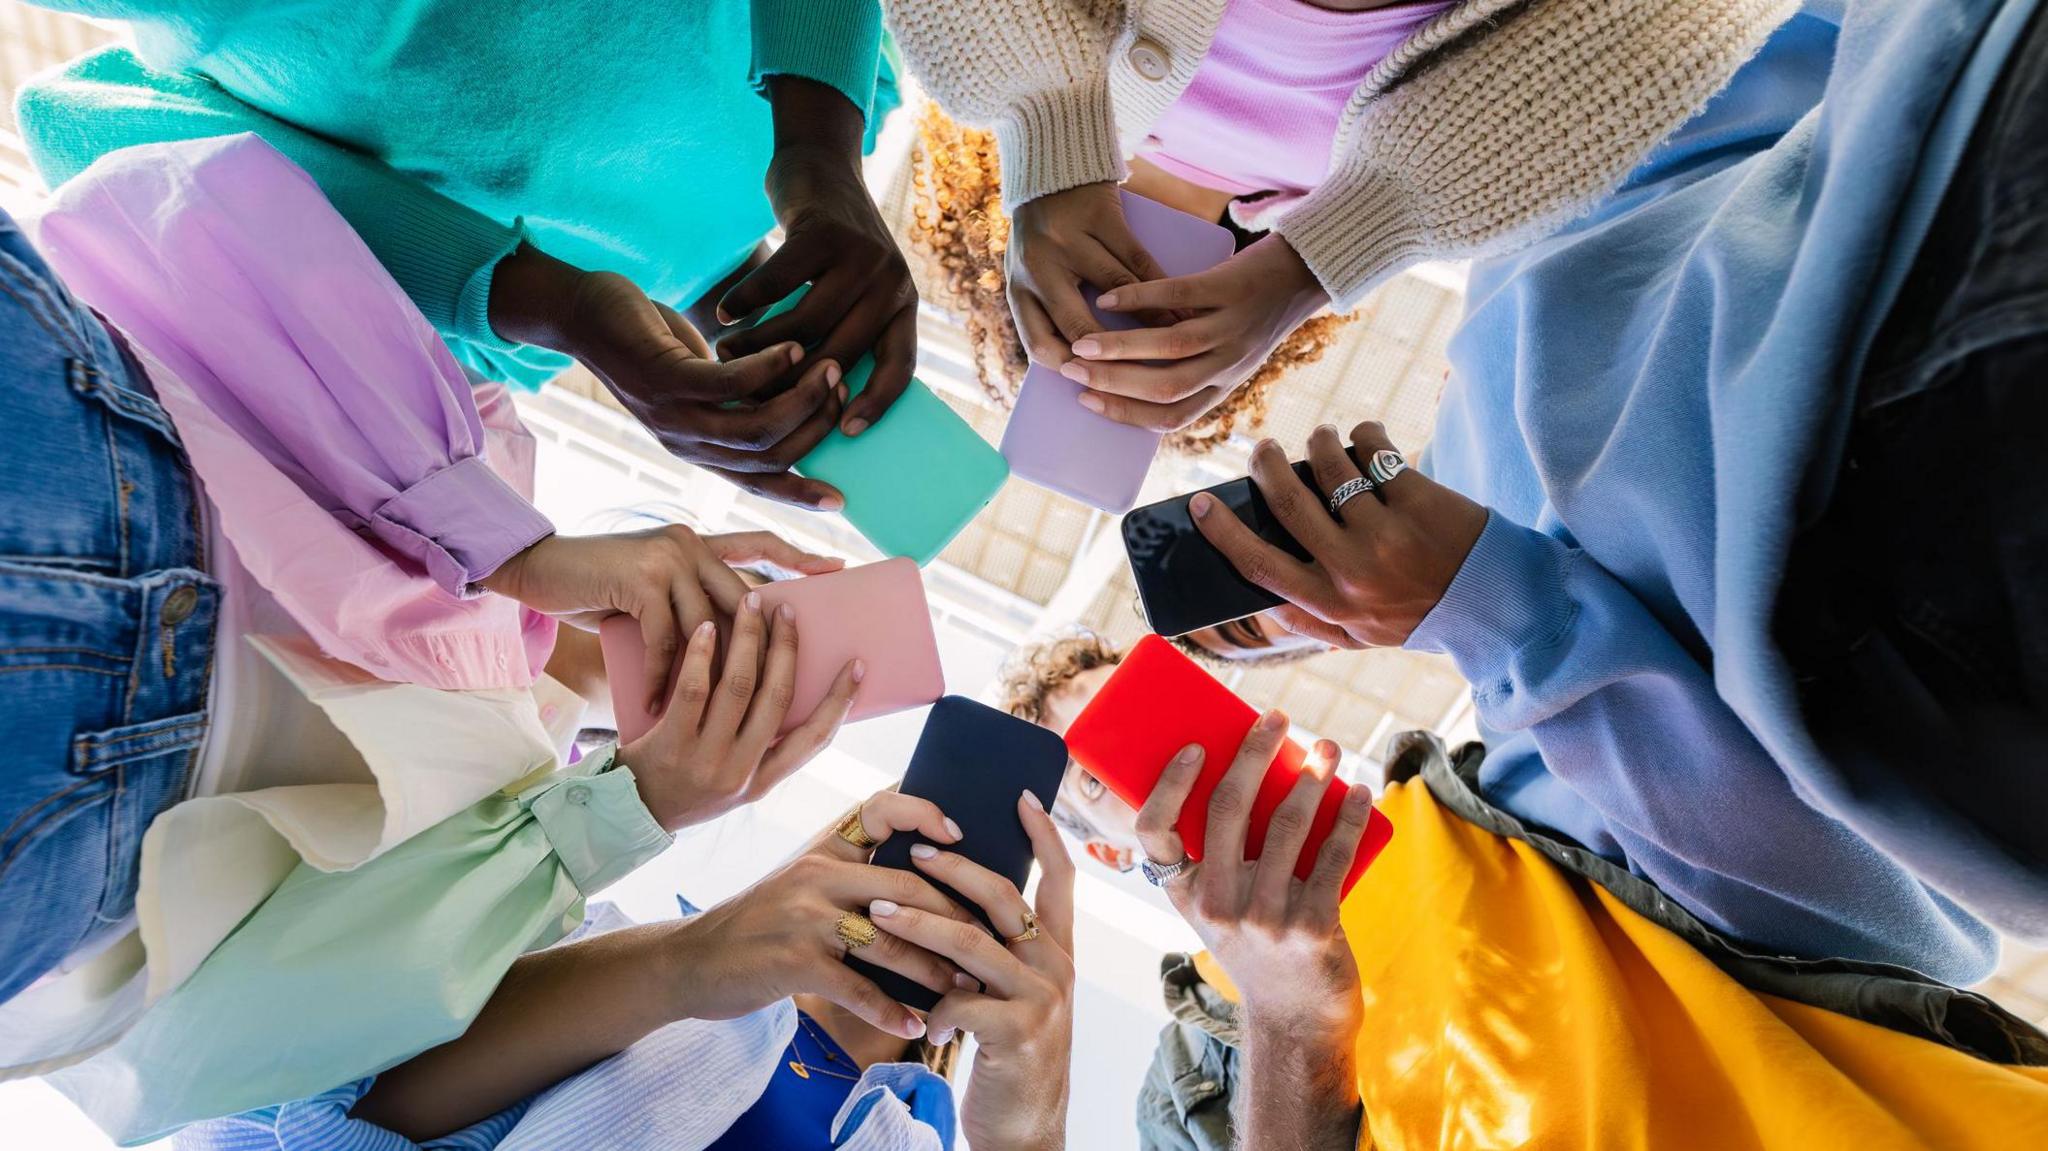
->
[0, 209, 215, 1003]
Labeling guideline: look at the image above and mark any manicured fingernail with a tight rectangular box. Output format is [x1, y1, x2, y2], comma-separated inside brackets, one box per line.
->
[817, 493, 846, 512]
[842, 417, 869, 437]
[1190, 493, 1215, 518]
[870, 899, 900, 917]
[910, 843, 939, 860]
[1072, 337, 1101, 357]
[944, 817, 964, 841]
[715, 306, 734, 325]
[824, 361, 841, 386]
[695, 620, 716, 638]
[852, 658, 866, 683]
[744, 592, 761, 612]
[931, 1026, 957, 1045]
[1176, 745, 1203, 766]
[953, 972, 979, 989]
[1059, 361, 1089, 384]
[778, 603, 796, 622]
[1077, 392, 1106, 414]
[1021, 790, 1044, 812]
[1097, 291, 1120, 308]
[786, 342, 805, 364]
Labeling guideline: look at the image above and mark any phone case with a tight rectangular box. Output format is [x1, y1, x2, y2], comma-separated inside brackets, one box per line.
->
[999, 191, 1238, 513]
[1063, 635, 1391, 897]
[852, 696, 1069, 1011]
[751, 289, 1009, 565]
[599, 558, 945, 744]
[1121, 458, 1328, 637]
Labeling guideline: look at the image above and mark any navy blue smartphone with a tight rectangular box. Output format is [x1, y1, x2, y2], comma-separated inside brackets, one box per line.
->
[1122, 458, 1341, 638]
[850, 696, 1069, 1011]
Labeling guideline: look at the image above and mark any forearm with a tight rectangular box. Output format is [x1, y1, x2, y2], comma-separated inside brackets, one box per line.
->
[353, 922, 685, 1140]
[1236, 1018, 1363, 1151]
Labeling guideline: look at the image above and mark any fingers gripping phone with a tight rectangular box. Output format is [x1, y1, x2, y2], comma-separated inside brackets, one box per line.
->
[1063, 636, 1391, 897]
[852, 696, 1068, 1011]
[599, 558, 945, 744]
[999, 191, 1238, 513]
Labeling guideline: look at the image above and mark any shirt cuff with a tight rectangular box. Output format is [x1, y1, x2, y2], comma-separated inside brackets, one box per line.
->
[369, 456, 554, 597]
[1273, 168, 1425, 312]
[521, 747, 673, 897]
[750, 0, 884, 124]
[1404, 511, 1578, 699]
[994, 77, 1129, 212]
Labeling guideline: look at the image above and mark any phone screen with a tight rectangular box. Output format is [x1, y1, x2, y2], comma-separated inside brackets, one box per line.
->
[1122, 460, 1323, 637]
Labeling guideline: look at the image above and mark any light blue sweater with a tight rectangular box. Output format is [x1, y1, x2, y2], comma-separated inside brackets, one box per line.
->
[1410, 0, 2043, 985]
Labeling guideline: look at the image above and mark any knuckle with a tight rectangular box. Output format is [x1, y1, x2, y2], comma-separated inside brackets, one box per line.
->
[1208, 778, 1251, 816]
[949, 919, 990, 956]
[722, 670, 758, 701]
[1268, 806, 1309, 841]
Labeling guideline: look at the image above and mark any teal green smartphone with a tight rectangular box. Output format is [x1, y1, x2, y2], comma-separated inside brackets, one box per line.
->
[750, 289, 1007, 565]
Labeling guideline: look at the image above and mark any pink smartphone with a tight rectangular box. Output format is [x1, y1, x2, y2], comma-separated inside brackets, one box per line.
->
[998, 191, 1238, 512]
[600, 557, 945, 744]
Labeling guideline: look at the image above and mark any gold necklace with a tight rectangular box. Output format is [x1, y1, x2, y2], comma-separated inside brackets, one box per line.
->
[786, 1015, 862, 1083]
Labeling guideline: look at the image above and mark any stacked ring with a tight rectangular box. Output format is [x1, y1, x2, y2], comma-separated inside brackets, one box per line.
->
[1003, 909, 1042, 945]
[1327, 476, 1377, 518]
[835, 911, 879, 951]
[1140, 853, 1193, 887]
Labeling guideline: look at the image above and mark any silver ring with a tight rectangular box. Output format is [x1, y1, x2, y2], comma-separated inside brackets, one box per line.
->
[1140, 853, 1193, 887]
[1367, 449, 1408, 487]
[1326, 477, 1376, 518]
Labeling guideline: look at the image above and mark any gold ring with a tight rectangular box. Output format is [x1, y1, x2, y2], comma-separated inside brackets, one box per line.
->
[834, 808, 880, 850]
[835, 911, 879, 951]
[1002, 908, 1041, 946]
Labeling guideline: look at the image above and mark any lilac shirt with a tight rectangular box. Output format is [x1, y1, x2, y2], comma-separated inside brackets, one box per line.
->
[33, 134, 555, 690]
[1139, 0, 1454, 225]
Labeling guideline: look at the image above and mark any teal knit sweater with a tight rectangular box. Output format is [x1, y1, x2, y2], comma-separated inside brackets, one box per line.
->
[18, 0, 893, 384]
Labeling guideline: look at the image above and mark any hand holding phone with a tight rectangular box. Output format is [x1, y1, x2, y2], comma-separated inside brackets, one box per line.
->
[601, 558, 944, 743]
[1063, 636, 1391, 895]
[852, 696, 1069, 1011]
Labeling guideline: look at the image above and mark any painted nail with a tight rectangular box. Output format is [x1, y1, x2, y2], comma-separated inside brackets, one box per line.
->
[1077, 392, 1106, 414]
[953, 972, 980, 989]
[1176, 745, 1203, 766]
[910, 843, 939, 860]
[931, 1026, 957, 1046]
[870, 899, 900, 917]
[1190, 492, 1215, 518]
[778, 603, 796, 622]
[1097, 291, 1121, 308]
[1072, 337, 1101, 357]
[944, 817, 964, 841]
[852, 658, 867, 684]
[744, 591, 761, 612]
[1021, 789, 1045, 812]
[1059, 361, 1089, 384]
[842, 417, 869, 437]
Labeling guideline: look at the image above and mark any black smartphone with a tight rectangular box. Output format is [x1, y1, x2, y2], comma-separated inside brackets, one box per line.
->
[1123, 454, 1353, 637]
[850, 695, 1069, 1011]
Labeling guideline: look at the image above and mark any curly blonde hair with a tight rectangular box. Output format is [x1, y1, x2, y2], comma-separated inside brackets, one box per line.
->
[995, 629, 1126, 726]
[908, 104, 1356, 456]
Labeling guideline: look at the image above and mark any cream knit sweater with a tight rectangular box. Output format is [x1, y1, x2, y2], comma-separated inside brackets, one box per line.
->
[885, 0, 1799, 309]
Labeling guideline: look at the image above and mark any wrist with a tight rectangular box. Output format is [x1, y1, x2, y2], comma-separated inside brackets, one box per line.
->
[652, 917, 710, 1021]
[767, 75, 864, 169]
[487, 243, 588, 352]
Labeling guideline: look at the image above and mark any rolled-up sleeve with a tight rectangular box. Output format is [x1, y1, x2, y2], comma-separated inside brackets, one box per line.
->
[29, 132, 553, 596]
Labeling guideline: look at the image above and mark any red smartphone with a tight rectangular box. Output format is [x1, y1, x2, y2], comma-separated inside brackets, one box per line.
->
[1064, 635, 1391, 894]
[600, 557, 945, 744]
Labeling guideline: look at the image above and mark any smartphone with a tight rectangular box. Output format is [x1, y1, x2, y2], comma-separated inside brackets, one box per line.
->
[750, 289, 1009, 565]
[1123, 456, 1340, 637]
[852, 695, 1068, 1011]
[1063, 635, 1391, 897]
[999, 191, 1238, 513]
[599, 558, 945, 744]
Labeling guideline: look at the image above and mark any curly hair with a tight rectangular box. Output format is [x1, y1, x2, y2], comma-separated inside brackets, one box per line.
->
[908, 103, 1356, 456]
[995, 628, 1126, 726]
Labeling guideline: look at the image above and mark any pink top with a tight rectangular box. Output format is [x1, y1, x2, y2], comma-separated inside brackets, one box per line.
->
[33, 135, 554, 691]
[1139, 0, 1455, 227]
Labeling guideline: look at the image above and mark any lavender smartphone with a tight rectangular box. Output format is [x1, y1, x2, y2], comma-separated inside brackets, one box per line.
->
[600, 557, 945, 743]
[998, 191, 1237, 512]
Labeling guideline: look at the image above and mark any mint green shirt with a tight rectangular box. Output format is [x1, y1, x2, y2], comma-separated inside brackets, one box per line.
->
[49, 749, 672, 1144]
[19, 0, 891, 385]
